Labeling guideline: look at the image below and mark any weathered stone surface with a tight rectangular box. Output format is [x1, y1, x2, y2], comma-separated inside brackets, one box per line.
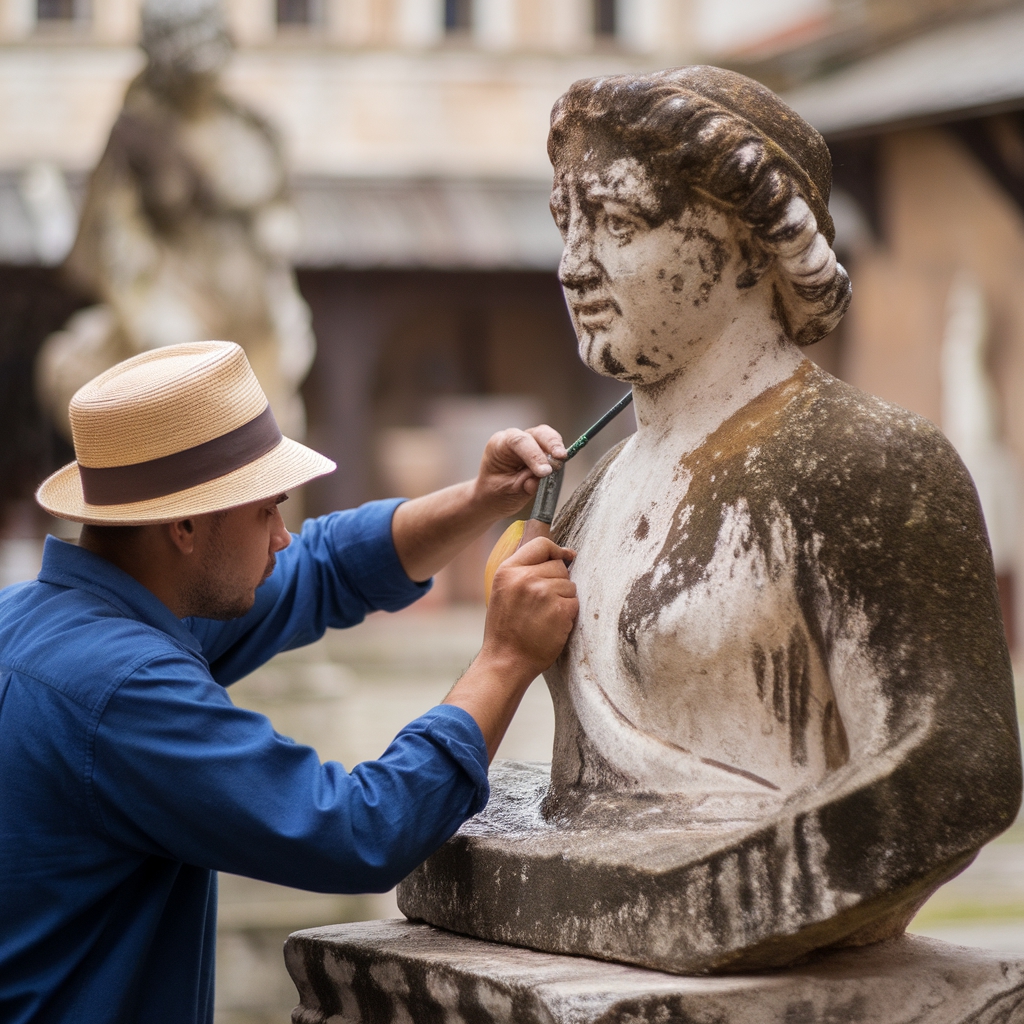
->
[398, 754, 995, 974]
[285, 919, 1024, 1024]
[398, 65, 1022, 973]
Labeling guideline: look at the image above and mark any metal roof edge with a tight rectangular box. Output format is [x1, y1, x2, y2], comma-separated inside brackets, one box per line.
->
[781, 4, 1024, 137]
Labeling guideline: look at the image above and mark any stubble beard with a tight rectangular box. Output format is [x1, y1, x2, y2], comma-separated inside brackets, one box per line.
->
[182, 576, 257, 621]
[180, 514, 272, 621]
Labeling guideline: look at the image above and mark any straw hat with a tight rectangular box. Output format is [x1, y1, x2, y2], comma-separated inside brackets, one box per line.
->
[36, 341, 336, 525]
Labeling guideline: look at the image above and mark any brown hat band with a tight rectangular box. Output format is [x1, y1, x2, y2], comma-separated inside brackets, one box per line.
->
[78, 403, 282, 506]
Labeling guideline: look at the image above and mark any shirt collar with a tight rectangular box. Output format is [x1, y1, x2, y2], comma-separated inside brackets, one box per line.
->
[37, 535, 203, 655]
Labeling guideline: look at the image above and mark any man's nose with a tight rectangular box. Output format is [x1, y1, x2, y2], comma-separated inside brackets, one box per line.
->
[270, 511, 291, 553]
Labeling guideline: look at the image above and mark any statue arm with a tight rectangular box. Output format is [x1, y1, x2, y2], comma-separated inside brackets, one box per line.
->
[807, 412, 1020, 892]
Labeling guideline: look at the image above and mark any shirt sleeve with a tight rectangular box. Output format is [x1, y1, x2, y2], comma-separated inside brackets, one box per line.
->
[87, 653, 489, 894]
[186, 499, 431, 685]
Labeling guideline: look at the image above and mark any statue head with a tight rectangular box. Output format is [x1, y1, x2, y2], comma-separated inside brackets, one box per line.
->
[141, 0, 232, 92]
[548, 67, 851, 385]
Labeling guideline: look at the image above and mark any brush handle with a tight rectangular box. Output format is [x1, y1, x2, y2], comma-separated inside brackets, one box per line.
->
[482, 394, 631, 602]
[564, 390, 633, 460]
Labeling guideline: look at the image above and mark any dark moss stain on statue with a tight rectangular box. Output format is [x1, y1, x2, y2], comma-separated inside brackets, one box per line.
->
[669, 221, 730, 306]
[294, 935, 547, 1024]
[750, 627, 834, 768]
[616, 362, 1012, 755]
[600, 345, 628, 378]
[554, 362, 1020, 887]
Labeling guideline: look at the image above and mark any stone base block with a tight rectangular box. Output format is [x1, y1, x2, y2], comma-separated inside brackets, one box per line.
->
[395, 762, 977, 974]
[285, 919, 1024, 1024]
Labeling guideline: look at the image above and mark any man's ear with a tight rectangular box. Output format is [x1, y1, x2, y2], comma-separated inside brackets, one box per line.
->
[167, 518, 197, 556]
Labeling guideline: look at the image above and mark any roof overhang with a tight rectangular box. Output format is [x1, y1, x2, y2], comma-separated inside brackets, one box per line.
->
[782, 5, 1024, 138]
[291, 176, 562, 270]
[0, 172, 564, 271]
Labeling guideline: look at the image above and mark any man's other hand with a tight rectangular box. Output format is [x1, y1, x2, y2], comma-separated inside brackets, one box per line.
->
[482, 538, 578, 676]
[443, 538, 578, 760]
[474, 426, 569, 518]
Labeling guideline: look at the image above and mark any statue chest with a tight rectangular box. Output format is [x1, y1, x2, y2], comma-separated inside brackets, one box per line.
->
[179, 111, 283, 211]
[556, 455, 845, 797]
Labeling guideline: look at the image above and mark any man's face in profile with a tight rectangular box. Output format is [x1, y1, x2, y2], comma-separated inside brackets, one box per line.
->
[182, 494, 291, 620]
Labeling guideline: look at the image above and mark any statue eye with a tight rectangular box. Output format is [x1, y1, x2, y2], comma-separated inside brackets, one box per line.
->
[606, 213, 634, 237]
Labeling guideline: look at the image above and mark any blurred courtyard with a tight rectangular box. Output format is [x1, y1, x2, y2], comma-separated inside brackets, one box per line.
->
[219, 604, 1024, 1023]
[3, 0, 1024, 1019]
[217, 601, 1024, 1023]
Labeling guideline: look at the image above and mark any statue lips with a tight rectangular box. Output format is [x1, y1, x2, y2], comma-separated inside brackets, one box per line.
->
[572, 298, 620, 332]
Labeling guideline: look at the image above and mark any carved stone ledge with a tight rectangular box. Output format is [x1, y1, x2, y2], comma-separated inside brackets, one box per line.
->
[284, 919, 1024, 1024]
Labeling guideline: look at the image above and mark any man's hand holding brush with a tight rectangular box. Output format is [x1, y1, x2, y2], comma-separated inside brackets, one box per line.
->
[444, 536, 577, 760]
[389, 396, 632, 759]
[388, 421, 578, 761]
[390, 424, 569, 583]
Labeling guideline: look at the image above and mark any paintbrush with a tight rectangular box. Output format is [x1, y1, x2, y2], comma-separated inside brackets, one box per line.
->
[484, 391, 634, 603]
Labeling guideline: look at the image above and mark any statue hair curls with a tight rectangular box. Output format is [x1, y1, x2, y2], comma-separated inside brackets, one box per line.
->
[548, 66, 852, 346]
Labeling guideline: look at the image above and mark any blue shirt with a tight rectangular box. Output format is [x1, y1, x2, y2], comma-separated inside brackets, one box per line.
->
[0, 500, 489, 1024]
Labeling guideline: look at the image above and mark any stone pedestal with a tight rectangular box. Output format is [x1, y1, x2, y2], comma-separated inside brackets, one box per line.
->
[285, 919, 1024, 1024]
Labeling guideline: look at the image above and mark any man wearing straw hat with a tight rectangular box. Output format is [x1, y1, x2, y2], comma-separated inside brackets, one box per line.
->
[0, 341, 578, 1024]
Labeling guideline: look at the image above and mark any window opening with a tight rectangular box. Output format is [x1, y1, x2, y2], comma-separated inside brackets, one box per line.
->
[277, 0, 320, 27]
[37, 0, 83, 21]
[594, 0, 616, 37]
[445, 0, 472, 32]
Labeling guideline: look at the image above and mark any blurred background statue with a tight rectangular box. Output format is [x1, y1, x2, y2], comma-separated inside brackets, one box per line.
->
[36, 0, 315, 442]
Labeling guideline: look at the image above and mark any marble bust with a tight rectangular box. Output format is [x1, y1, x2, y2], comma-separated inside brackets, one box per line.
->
[398, 67, 1021, 974]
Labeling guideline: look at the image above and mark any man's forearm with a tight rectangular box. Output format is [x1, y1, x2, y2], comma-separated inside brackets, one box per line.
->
[391, 481, 509, 583]
[443, 652, 537, 762]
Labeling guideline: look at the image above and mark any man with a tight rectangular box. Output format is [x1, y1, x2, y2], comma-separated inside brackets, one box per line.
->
[0, 341, 578, 1023]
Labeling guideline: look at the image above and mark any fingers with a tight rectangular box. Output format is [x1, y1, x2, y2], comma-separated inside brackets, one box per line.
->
[484, 537, 580, 674]
[494, 563, 577, 597]
[494, 426, 567, 478]
[527, 424, 568, 461]
[504, 536, 575, 569]
[503, 430, 553, 478]
[512, 468, 538, 496]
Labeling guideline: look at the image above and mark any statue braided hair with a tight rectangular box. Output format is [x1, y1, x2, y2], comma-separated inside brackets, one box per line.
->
[548, 66, 851, 346]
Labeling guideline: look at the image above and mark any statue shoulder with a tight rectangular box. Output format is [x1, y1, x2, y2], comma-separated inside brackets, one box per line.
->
[799, 371, 975, 513]
[552, 437, 629, 550]
[791, 372, 1009, 697]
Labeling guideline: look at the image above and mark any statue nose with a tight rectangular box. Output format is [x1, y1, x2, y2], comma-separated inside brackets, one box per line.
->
[559, 245, 603, 292]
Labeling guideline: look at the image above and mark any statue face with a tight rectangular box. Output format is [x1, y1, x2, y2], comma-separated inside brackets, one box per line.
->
[144, 15, 232, 88]
[552, 156, 749, 386]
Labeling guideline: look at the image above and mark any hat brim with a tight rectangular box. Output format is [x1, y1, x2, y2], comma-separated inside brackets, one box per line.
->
[36, 437, 337, 525]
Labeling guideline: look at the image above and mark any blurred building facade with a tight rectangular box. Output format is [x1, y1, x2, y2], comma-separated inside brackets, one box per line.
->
[2, 0, 1023, 609]
[4, 5, 1024, 1021]
[773, 2, 1024, 649]
[0, 0, 697, 563]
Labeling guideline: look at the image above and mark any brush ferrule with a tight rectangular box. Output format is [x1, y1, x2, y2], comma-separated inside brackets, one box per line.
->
[531, 466, 564, 525]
